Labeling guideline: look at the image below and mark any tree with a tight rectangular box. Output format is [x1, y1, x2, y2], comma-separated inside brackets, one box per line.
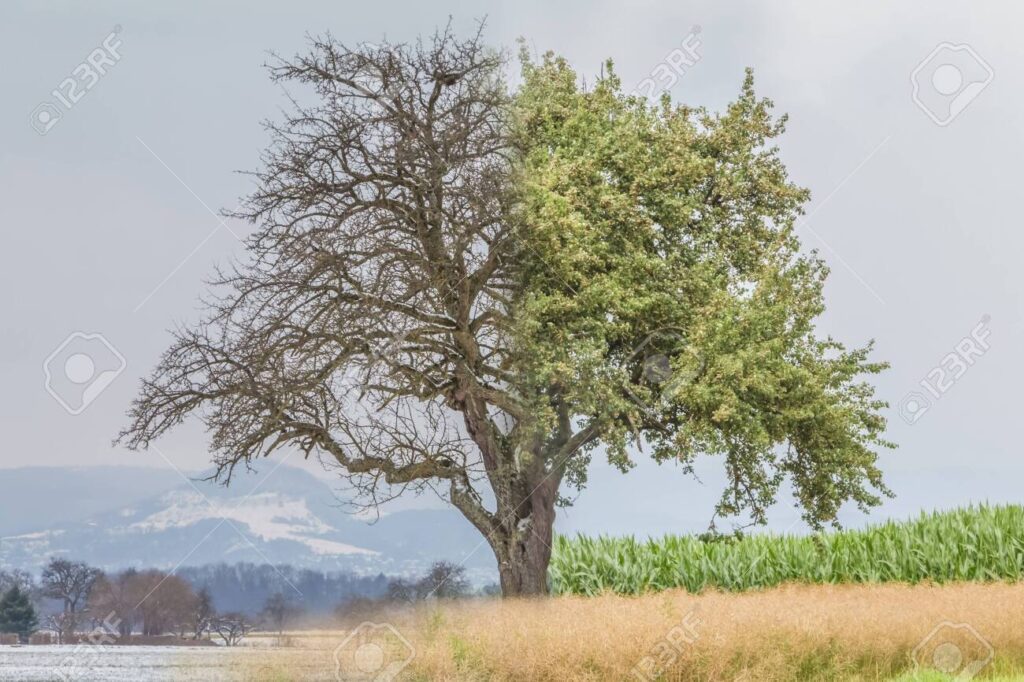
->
[385, 561, 471, 603]
[40, 558, 99, 640]
[416, 561, 471, 600]
[42, 612, 74, 644]
[88, 570, 137, 639]
[0, 570, 38, 623]
[118, 28, 891, 596]
[212, 612, 255, 646]
[261, 592, 301, 635]
[128, 570, 197, 637]
[384, 577, 420, 605]
[0, 585, 38, 643]
[190, 586, 215, 640]
[0, 569, 36, 596]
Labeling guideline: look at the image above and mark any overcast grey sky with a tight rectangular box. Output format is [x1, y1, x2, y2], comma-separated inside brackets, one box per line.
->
[2, 1, 1022, 535]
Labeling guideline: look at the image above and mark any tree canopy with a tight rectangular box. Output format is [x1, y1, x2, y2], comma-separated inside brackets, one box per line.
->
[511, 52, 891, 528]
[120, 26, 891, 596]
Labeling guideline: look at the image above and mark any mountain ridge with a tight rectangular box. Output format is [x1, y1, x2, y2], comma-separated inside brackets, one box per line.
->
[0, 464, 493, 580]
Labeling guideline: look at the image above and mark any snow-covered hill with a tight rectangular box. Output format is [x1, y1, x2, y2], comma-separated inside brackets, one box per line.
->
[0, 465, 492, 579]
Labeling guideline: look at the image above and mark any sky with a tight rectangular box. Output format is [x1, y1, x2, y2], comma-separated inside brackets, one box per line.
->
[2, 0, 1023, 537]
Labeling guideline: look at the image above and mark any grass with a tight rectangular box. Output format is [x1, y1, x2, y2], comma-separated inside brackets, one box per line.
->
[219, 505, 1024, 679]
[399, 581, 1024, 681]
[550, 504, 1024, 595]
[215, 582, 1024, 680]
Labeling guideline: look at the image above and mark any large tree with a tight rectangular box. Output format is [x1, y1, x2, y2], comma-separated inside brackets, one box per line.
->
[128, 570, 197, 637]
[88, 569, 140, 639]
[261, 592, 301, 636]
[119, 27, 891, 596]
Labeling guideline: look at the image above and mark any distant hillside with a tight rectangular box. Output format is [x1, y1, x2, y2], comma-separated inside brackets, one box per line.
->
[0, 465, 494, 582]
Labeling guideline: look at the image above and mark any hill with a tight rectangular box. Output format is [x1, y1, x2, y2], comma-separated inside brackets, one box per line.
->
[0, 464, 493, 581]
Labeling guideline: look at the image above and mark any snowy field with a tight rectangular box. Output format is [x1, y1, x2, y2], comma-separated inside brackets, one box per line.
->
[0, 644, 338, 681]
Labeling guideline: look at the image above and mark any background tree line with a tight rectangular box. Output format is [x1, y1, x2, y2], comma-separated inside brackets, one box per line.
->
[0, 558, 488, 644]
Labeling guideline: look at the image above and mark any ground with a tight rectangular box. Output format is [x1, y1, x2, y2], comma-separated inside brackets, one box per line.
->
[3, 582, 1024, 680]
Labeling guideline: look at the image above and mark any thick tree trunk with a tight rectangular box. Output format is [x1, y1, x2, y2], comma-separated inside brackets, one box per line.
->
[496, 535, 551, 596]
[490, 472, 559, 597]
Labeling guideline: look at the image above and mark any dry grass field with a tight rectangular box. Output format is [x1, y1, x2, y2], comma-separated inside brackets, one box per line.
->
[232, 581, 1024, 681]
[5, 582, 1024, 680]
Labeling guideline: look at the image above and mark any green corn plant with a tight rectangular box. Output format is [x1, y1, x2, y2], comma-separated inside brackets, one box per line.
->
[550, 504, 1024, 595]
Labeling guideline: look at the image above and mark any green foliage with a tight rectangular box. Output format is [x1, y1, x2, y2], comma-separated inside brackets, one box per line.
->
[550, 504, 1024, 595]
[0, 585, 38, 642]
[511, 50, 891, 528]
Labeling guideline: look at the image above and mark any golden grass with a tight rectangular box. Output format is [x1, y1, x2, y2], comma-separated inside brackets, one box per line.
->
[235, 581, 1024, 681]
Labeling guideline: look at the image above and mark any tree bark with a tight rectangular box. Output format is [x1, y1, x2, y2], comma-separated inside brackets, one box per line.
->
[489, 471, 559, 597]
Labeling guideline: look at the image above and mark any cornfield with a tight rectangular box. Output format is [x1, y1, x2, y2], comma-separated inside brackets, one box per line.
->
[550, 504, 1024, 595]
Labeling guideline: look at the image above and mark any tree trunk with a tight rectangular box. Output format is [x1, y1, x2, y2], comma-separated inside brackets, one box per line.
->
[490, 472, 558, 597]
[62, 604, 75, 644]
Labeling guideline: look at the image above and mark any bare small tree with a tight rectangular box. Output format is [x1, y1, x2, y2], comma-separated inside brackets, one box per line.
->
[384, 578, 420, 605]
[418, 560, 471, 600]
[261, 592, 301, 636]
[40, 558, 100, 642]
[43, 612, 75, 645]
[212, 612, 255, 646]
[190, 586, 215, 640]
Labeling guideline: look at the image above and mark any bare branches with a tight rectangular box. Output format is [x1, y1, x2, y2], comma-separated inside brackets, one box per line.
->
[120, 28, 523, 518]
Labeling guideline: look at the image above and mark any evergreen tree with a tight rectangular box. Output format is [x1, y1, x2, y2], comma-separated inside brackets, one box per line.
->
[0, 585, 38, 643]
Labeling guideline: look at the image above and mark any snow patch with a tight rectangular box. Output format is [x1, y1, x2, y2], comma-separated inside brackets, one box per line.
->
[130, 491, 376, 556]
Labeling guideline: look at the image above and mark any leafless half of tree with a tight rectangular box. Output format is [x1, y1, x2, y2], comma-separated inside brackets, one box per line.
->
[212, 612, 255, 647]
[119, 24, 589, 596]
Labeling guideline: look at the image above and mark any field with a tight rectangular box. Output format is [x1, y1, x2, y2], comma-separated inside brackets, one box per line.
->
[5, 581, 1024, 681]
[363, 581, 1024, 681]
[6, 507, 1024, 680]
[550, 505, 1024, 595]
[0, 645, 276, 681]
